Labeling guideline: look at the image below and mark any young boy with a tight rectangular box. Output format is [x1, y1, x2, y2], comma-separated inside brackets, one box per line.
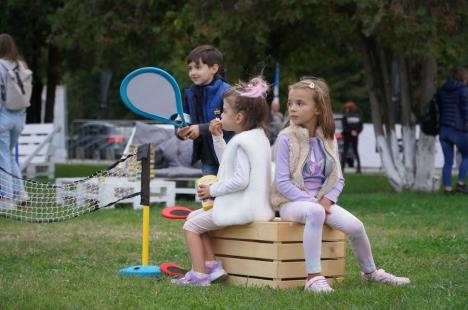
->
[177, 45, 232, 175]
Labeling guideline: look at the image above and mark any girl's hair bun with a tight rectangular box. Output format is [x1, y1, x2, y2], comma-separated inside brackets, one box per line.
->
[238, 77, 269, 98]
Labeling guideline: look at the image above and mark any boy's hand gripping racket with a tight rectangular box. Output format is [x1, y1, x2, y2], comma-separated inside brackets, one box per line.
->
[120, 67, 190, 127]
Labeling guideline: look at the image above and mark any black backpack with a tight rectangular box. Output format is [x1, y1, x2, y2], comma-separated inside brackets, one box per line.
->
[420, 94, 440, 136]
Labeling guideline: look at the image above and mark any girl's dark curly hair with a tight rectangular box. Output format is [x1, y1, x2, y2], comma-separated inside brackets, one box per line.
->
[223, 77, 270, 132]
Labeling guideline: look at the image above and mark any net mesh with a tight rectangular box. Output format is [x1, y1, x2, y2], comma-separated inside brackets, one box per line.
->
[0, 153, 142, 223]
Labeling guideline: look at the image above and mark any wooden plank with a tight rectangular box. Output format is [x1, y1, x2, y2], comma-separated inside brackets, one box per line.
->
[212, 239, 345, 260]
[210, 218, 345, 242]
[277, 259, 345, 278]
[225, 276, 305, 289]
[321, 241, 345, 258]
[225, 275, 344, 289]
[277, 241, 345, 260]
[218, 257, 278, 278]
[276, 222, 345, 241]
[212, 239, 277, 259]
[217, 256, 345, 279]
[210, 221, 280, 242]
[321, 226, 346, 241]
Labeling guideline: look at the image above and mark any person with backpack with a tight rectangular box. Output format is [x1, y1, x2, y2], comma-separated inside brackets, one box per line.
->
[437, 67, 468, 194]
[0, 33, 32, 204]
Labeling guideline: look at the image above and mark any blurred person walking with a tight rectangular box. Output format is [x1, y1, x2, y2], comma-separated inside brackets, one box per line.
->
[341, 101, 362, 173]
[0, 33, 31, 202]
[438, 67, 468, 194]
[269, 97, 284, 144]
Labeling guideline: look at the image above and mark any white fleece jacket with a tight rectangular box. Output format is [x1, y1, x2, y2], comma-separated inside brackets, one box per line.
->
[211, 128, 274, 226]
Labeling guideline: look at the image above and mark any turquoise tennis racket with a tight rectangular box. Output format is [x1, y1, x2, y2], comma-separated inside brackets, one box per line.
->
[120, 67, 190, 127]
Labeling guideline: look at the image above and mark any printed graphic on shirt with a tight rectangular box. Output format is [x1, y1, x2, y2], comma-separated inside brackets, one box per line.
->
[303, 148, 325, 179]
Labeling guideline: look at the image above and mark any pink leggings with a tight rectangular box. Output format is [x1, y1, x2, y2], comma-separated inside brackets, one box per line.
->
[279, 201, 376, 274]
[183, 208, 225, 234]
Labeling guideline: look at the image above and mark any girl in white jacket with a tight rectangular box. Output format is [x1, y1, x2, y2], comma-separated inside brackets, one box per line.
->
[172, 77, 274, 286]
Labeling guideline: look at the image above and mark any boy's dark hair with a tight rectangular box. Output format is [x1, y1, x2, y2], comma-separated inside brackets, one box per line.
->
[186, 45, 223, 68]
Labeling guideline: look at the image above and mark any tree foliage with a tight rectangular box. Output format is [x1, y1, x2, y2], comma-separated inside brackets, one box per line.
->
[1, 0, 466, 190]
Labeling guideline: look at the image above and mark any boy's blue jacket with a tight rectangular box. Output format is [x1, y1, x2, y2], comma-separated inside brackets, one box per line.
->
[184, 78, 233, 165]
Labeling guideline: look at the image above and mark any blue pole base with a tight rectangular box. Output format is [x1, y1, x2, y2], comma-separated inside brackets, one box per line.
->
[119, 265, 162, 277]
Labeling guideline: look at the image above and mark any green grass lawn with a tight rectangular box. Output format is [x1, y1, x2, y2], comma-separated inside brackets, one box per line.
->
[0, 173, 467, 309]
[55, 163, 110, 178]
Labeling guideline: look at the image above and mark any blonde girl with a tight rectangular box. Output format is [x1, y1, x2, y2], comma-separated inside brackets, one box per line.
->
[271, 78, 410, 293]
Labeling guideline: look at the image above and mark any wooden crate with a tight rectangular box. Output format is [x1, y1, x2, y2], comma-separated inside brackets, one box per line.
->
[210, 218, 346, 289]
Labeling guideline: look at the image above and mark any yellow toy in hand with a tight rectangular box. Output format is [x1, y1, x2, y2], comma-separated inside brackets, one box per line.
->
[196, 175, 218, 211]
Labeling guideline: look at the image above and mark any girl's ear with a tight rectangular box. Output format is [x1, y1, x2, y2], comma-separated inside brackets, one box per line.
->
[235, 112, 245, 124]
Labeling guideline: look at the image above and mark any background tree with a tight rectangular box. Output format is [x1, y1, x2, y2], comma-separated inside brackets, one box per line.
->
[184, 0, 467, 191]
[178, 1, 368, 114]
[350, 1, 467, 191]
[2, 0, 466, 191]
[51, 0, 190, 121]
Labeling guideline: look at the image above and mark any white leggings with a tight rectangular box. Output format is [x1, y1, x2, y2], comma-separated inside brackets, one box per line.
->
[279, 201, 376, 274]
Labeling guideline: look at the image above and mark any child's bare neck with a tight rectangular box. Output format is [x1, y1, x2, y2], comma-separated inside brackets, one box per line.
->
[235, 127, 249, 134]
[200, 76, 214, 87]
[302, 124, 317, 137]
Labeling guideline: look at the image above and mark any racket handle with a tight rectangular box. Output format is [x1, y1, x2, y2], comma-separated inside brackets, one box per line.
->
[170, 113, 191, 127]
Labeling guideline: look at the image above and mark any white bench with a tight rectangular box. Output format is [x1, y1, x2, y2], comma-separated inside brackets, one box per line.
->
[165, 177, 200, 202]
[55, 177, 176, 210]
[17, 123, 61, 178]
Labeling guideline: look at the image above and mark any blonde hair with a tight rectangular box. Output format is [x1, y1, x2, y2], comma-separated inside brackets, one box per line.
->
[288, 78, 335, 140]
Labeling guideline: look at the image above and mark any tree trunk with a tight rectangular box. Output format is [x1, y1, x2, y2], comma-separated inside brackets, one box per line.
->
[361, 31, 440, 192]
[27, 50, 43, 124]
[398, 58, 415, 187]
[45, 44, 60, 123]
[414, 58, 438, 191]
[361, 35, 403, 191]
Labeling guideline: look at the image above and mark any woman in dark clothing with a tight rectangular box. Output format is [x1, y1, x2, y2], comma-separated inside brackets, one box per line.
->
[341, 101, 363, 173]
[438, 67, 468, 194]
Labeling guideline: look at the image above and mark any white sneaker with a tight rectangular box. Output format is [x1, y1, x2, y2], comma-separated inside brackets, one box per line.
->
[361, 269, 410, 286]
[304, 276, 334, 293]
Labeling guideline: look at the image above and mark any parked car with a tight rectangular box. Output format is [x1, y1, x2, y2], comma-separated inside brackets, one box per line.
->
[334, 113, 355, 167]
[68, 122, 132, 160]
